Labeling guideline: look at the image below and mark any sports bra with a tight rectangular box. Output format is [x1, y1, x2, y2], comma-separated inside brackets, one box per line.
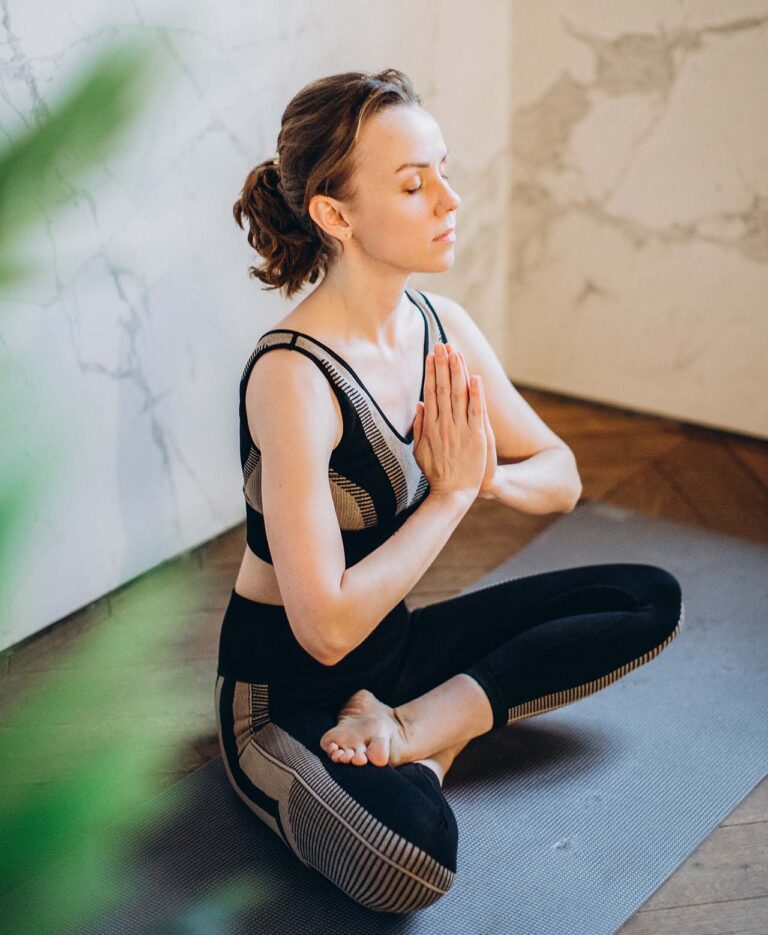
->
[238, 287, 448, 568]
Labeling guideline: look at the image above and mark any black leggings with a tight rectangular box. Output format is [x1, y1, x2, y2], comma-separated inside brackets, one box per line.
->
[215, 562, 684, 914]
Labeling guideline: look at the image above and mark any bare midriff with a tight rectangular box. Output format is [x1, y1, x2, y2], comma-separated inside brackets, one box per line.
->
[233, 545, 285, 606]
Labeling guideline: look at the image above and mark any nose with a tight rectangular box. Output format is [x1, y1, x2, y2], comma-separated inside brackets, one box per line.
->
[438, 178, 461, 213]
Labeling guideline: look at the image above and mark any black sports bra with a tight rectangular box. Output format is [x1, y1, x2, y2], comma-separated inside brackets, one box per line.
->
[238, 288, 448, 568]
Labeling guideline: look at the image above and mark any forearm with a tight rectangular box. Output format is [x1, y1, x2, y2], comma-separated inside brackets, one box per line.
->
[479, 447, 582, 514]
[327, 488, 474, 663]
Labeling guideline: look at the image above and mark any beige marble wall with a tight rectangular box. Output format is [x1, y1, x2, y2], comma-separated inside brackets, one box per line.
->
[505, 1, 768, 439]
[0, 0, 512, 651]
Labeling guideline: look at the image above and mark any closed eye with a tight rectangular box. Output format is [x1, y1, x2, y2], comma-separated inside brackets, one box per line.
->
[406, 175, 449, 195]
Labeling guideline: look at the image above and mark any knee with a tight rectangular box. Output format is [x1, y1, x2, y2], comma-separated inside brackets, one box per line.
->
[344, 806, 459, 914]
[354, 845, 458, 914]
[639, 564, 684, 637]
[647, 564, 682, 607]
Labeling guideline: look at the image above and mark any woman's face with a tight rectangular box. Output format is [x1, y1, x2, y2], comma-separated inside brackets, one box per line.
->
[324, 104, 461, 272]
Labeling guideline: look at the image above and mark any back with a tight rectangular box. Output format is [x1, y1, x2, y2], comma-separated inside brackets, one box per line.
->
[245, 347, 347, 664]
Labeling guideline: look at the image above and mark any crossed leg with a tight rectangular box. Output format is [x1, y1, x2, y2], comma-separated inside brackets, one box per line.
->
[319, 562, 685, 778]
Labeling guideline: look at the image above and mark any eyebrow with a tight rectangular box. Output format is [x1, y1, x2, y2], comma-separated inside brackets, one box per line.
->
[394, 149, 449, 174]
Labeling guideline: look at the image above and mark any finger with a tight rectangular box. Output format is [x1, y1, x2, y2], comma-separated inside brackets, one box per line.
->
[459, 352, 471, 392]
[484, 395, 494, 438]
[434, 342, 451, 422]
[424, 352, 438, 425]
[479, 376, 491, 431]
[413, 400, 423, 445]
[454, 347, 472, 418]
[446, 342, 472, 401]
[468, 374, 483, 425]
[448, 349, 468, 423]
[479, 377, 491, 436]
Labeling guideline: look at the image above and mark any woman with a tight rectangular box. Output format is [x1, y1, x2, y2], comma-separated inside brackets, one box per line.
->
[215, 68, 684, 913]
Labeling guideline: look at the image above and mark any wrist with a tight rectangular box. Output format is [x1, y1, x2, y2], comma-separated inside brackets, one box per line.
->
[427, 486, 477, 510]
[478, 465, 502, 500]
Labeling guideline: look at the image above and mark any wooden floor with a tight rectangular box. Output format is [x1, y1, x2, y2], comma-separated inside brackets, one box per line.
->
[1, 387, 766, 933]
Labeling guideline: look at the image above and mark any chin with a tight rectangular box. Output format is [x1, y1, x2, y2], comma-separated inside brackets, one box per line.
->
[395, 247, 456, 274]
[433, 251, 456, 271]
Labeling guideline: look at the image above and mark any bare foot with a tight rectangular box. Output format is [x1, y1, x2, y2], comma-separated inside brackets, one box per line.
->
[319, 689, 410, 767]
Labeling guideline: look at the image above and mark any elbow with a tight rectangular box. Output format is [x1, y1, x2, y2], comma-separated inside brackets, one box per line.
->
[314, 637, 348, 668]
[560, 478, 583, 513]
[313, 647, 343, 667]
[317, 645, 345, 668]
[564, 481, 584, 513]
[317, 616, 350, 667]
[560, 491, 581, 513]
[299, 594, 349, 668]
[557, 449, 583, 512]
[297, 627, 344, 668]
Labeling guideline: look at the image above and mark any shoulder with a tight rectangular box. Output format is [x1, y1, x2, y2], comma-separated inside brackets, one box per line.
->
[414, 289, 507, 409]
[244, 344, 343, 450]
[418, 290, 474, 338]
[245, 343, 339, 408]
[418, 290, 573, 463]
[416, 289, 489, 361]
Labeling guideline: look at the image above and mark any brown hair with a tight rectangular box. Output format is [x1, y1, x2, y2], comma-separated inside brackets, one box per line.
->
[232, 69, 422, 301]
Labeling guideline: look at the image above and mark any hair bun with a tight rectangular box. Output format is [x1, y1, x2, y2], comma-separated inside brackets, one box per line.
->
[234, 68, 421, 300]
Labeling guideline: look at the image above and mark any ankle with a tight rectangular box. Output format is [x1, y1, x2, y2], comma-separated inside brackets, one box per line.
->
[457, 673, 495, 735]
[392, 704, 413, 746]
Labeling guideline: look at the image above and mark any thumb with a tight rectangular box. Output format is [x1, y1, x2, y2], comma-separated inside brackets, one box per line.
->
[413, 401, 424, 445]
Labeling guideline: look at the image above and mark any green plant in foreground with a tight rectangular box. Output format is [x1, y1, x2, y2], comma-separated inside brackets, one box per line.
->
[0, 33, 272, 933]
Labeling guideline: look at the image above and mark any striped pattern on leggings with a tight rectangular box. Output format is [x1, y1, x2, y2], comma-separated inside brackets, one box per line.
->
[214, 562, 685, 913]
[215, 676, 456, 913]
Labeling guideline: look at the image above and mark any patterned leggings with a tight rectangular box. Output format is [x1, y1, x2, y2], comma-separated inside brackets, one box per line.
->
[214, 562, 684, 914]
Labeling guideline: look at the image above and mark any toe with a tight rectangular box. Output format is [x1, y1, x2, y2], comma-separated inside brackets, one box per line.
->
[320, 733, 338, 753]
[366, 734, 390, 767]
[351, 743, 368, 766]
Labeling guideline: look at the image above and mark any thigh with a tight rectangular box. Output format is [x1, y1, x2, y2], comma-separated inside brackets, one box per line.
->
[384, 562, 683, 707]
[214, 675, 458, 914]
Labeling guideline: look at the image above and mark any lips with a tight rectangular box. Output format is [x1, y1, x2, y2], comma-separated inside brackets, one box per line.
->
[433, 227, 455, 241]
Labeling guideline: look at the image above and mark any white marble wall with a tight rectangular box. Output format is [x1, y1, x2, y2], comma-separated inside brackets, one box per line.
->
[505, 0, 768, 439]
[0, 0, 512, 650]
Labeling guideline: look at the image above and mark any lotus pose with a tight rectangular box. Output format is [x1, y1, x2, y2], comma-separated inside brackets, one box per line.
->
[214, 68, 684, 914]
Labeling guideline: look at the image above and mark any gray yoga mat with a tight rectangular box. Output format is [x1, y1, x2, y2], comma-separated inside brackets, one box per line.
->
[77, 501, 768, 933]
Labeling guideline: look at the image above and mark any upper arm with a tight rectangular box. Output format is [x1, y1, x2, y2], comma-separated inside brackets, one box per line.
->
[422, 291, 575, 462]
[245, 350, 346, 665]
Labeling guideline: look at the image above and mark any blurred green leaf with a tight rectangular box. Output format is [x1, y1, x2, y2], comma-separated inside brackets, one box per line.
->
[0, 37, 167, 250]
[0, 29, 271, 934]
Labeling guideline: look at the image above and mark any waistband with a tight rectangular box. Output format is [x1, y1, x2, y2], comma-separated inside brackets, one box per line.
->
[216, 588, 410, 691]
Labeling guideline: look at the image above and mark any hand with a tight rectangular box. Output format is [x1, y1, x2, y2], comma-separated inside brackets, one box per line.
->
[411, 340, 487, 498]
[444, 342, 497, 497]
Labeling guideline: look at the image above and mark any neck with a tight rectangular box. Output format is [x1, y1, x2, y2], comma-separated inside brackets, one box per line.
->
[309, 261, 414, 349]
